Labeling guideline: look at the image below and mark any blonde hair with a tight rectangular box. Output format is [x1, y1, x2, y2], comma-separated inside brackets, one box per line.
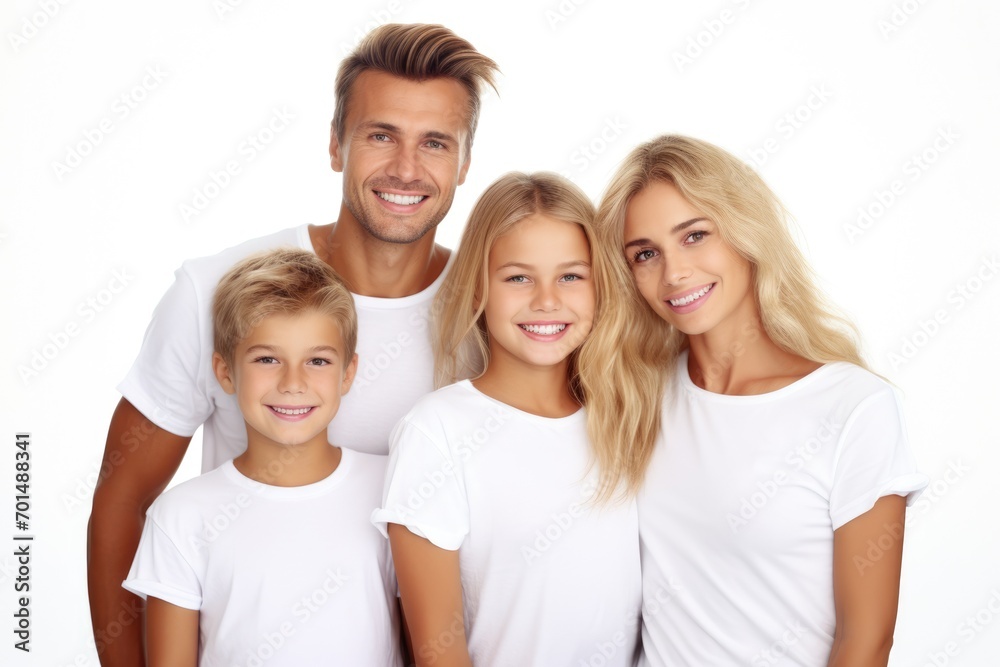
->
[434, 172, 660, 502]
[332, 23, 499, 157]
[213, 248, 357, 367]
[596, 135, 869, 452]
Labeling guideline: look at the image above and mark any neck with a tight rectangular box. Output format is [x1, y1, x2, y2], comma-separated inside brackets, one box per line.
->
[233, 432, 341, 487]
[473, 357, 579, 419]
[686, 301, 819, 395]
[309, 206, 448, 298]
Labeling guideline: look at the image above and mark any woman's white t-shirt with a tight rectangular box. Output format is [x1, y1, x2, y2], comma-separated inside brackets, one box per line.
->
[373, 380, 642, 667]
[638, 351, 927, 666]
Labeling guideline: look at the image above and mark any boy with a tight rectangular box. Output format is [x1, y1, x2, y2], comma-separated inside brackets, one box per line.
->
[123, 248, 401, 665]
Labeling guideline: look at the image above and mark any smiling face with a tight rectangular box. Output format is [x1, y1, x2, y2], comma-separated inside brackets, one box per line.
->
[329, 70, 472, 245]
[213, 309, 357, 451]
[623, 180, 756, 338]
[482, 214, 595, 377]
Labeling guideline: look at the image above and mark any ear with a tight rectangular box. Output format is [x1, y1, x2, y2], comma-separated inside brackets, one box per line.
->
[457, 151, 471, 186]
[212, 352, 237, 395]
[340, 353, 358, 395]
[329, 127, 345, 173]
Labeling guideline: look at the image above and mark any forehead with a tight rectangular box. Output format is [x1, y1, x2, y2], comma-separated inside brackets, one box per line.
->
[490, 214, 590, 264]
[240, 310, 346, 349]
[625, 181, 704, 232]
[344, 70, 471, 137]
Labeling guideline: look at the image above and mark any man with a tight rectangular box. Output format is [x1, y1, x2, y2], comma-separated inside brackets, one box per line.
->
[87, 23, 498, 666]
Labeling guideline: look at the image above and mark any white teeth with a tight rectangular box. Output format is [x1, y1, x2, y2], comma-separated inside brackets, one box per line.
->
[272, 406, 311, 415]
[520, 323, 567, 335]
[669, 285, 712, 307]
[377, 191, 425, 205]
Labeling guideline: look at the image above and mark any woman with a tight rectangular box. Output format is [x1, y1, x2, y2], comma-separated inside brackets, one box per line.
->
[596, 135, 927, 666]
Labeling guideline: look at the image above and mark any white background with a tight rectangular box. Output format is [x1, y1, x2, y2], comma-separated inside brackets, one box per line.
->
[1, 0, 998, 665]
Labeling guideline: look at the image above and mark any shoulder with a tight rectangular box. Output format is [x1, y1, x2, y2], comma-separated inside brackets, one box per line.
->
[341, 447, 389, 481]
[177, 224, 312, 289]
[146, 464, 238, 522]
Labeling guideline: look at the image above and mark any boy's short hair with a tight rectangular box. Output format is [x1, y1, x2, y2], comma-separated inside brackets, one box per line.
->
[213, 248, 357, 366]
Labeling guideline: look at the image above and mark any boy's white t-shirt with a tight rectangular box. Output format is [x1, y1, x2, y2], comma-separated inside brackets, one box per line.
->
[123, 448, 402, 666]
[118, 224, 447, 470]
[372, 380, 642, 667]
[638, 351, 928, 667]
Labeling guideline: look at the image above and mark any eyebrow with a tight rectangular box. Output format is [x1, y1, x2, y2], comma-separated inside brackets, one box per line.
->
[360, 122, 457, 145]
[623, 217, 709, 248]
[243, 344, 340, 356]
[496, 260, 591, 271]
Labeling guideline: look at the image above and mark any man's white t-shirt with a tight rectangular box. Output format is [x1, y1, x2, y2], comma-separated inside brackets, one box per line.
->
[119, 224, 448, 470]
[638, 351, 928, 667]
[123, 448, 402, 666]
[372, 380, 642, 667]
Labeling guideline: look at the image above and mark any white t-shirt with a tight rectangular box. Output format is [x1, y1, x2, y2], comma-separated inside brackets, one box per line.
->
[119, 224, 447, 471]
[638, 351, 928, 667]
[372, 380, 642, 667]
[123, 448, 402, 667]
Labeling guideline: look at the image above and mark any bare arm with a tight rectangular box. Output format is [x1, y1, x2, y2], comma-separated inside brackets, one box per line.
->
[146, 597, 199, 667]
[827, 494, 907, 667]
[87, 398, 192, 667]
[388, 524, 471, 667]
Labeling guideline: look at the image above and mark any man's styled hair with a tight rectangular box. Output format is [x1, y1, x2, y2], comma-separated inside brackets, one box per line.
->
[212, 248, 357, 367]
[332, 23, 499, 156]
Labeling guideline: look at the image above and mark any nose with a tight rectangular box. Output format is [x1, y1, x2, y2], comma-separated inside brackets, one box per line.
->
[277, 365, 305, 394]
[531, 282, 561, 312]
[660, 248, 692, 286]
[385, 143, 420, 184]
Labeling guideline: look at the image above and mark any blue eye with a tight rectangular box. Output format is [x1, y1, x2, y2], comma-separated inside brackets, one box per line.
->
[631, 249, 657, 264]
[506, 275, 528, 284]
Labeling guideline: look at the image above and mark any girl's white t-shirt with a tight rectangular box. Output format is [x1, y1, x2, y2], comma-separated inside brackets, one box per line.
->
[638, 351, 928, 667]
[373, 380, 642, 667]
[124, 448, 402, 666]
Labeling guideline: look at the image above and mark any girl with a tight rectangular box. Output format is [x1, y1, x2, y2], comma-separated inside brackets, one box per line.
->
[597, 135, 928, 667]
[372, 172, 658, 666]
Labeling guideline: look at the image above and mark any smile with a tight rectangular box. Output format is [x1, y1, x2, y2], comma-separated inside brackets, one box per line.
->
[668, 284, 714, 307]
[518, 323, 567, 335]
[269, 406, 314, 416]
[375, 191, 427, 206]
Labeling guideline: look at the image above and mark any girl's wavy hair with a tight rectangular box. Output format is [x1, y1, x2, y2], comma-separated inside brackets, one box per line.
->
[434, 171, 659, 502]
[595, 135, 870, 481]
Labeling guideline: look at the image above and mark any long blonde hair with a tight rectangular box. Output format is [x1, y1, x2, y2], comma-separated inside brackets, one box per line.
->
[434, 172, 660, 502]
[597, 134, 868, 398]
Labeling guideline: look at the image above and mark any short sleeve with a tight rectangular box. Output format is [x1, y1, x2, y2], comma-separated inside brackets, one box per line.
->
[371, 417, 470, 551]
[117, 267, 211, 436]
[829, 387, 928, 530]
[122, 512, 203, 610]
